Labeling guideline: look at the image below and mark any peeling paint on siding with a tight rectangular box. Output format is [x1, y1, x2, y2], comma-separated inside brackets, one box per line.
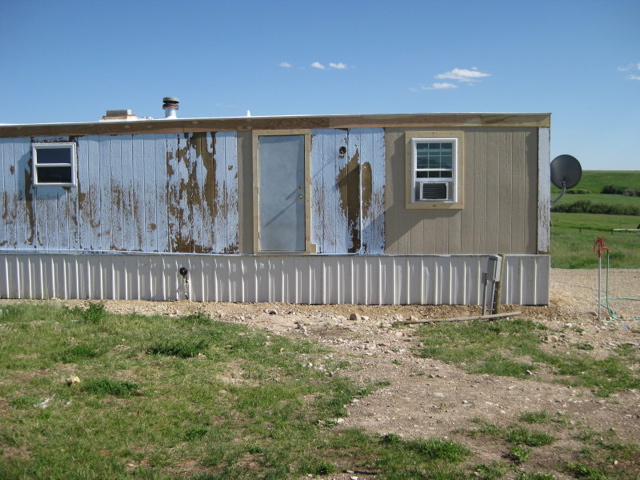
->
[338, 149, 361, 253]
[310, 128, 385, 255]
[213, 132, 239, 253]
[349, 128, 385, 254]
[1, 132, 239, 254]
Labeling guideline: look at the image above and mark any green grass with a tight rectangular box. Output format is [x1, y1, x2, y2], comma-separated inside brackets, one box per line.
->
[465, 416, 640, 479]
[554, 170, 640, 196]
[550, 170, 640, 268]
[0, 303, 478, 480]
[551, 211, 640, 267]
[416, 318, 640, 397]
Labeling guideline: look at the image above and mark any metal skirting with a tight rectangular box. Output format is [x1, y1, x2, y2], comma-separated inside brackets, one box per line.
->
[0, 253, 550, 305]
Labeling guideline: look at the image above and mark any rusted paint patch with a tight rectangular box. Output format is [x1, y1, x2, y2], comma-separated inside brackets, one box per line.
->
[23, 167, 35, 245]
[360, 161, 373, 251]
[338, 149, 361, 253]
[167, 135, 191, 252]
[1, 192, 9, 221]
[201, 134, 218, 243]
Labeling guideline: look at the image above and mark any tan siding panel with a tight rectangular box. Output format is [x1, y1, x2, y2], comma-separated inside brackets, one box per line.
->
[385, 127, 538, 255]
[498, 131, 513, 253]
[511, 130, 527, 252]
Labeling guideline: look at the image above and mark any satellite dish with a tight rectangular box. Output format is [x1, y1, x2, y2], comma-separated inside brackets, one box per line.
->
[550, 154, 582, 206]
[551, 154, 582, 189]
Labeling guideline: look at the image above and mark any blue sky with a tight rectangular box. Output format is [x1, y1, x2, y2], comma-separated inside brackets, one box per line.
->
[1, 0, 638, 171]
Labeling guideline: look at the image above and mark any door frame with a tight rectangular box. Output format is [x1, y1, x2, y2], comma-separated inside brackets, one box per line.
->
[252, 130, 313, 253]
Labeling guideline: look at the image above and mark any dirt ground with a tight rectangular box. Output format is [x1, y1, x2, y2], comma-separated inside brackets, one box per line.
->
[4, 268, 639, 478]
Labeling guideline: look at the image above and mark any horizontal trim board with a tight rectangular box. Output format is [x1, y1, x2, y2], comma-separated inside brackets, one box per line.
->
[0, 113, 551, 138]
[0, 253, 549, 305]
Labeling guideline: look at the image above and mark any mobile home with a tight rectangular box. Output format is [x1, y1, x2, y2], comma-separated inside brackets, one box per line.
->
[0, 102, 551, 304]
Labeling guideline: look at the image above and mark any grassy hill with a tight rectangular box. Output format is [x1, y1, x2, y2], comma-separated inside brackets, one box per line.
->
[551, 170, 640, 268]
[552, 170, 640, 196]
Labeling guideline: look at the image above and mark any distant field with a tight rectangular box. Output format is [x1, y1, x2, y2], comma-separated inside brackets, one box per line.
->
[552, 170, 640, 196]
[551, 170, 640, 269]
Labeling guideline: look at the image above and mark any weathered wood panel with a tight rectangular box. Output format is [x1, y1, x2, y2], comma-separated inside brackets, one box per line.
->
[214, 132, 239, 253]
[310, 128, 385, 254]
[310, 129, 349, 253]
[349, 128, 385, 254]
[1, 132, 239, 254]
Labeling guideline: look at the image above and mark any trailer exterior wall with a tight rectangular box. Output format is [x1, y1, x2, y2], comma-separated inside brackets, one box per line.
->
[0, 113, 551, 306]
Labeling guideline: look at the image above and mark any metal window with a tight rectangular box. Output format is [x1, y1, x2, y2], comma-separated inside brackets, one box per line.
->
[412, 138, 457, 202]
[32, 143, 77, 186]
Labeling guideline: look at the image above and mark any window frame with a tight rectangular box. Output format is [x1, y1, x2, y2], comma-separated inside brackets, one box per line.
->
[405, 131, 464, 210]
[32, 142, 77, 187]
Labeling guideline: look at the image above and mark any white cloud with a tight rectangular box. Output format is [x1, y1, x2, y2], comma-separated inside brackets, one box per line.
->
[618, 62, 640, 80]
[436, 67, 490, 82]
[279, 62, 292, 68]
[422, 82, 458, 90]
[310, 61, 349, 70]
[617, 62, 640, 72]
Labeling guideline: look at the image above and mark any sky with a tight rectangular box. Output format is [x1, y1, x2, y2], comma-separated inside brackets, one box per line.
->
[1, 0, 638, 171]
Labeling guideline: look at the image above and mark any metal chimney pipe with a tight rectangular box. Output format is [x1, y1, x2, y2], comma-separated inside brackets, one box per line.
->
[162, 97, 179, 119]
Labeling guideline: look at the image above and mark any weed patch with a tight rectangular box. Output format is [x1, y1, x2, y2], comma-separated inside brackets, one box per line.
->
[53, 344, 105, 363]
[147, 338, 209, 358]
[82, 378, 140, 397]
[416, 318, 640, 396]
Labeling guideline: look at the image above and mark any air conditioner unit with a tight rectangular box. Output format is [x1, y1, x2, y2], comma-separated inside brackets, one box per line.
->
[419, 181, 450, 201]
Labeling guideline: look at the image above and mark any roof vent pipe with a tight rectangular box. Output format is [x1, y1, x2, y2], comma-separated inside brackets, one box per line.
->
[162, 96, 179, 119]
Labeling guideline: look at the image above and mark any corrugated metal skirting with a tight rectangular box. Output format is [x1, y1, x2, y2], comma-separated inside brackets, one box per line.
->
[0, 253, 549, 305]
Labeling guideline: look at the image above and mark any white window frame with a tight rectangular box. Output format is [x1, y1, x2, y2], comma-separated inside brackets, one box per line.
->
[32, 142, 77, 187]
[406, 131, 464, 210]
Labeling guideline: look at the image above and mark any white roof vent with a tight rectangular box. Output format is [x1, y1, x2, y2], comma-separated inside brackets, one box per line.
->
[162, 97, 179, 119]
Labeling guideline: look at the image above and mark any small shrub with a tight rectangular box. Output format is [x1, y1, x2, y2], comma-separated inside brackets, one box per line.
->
[519, 411, 549, 424]
[82, 378, 139, 397]
[517, 473, 556, 480]
[68, 302, 107, 323]
[147, 338, 209, 358]
[601, 184, 624, 195]
[406, 437, 471, 462]
[183, 425, 208, 441]
[623, 187, 638, 197]
[54, 344, 104, 363]
[473, 462, 507, 479]
[181, 311, 212, 325]
[566, 462, 608, 480]
[551, 200, 640, 216]
[308, 460, 336, 476]
[506, 425, 554, 447]
[508, 445, 531, 464]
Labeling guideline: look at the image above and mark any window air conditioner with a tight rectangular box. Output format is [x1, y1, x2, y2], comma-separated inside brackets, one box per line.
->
[419, 181, 450, 201]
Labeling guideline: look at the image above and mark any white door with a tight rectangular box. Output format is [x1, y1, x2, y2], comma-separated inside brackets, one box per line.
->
[258, 135, 306, 252]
